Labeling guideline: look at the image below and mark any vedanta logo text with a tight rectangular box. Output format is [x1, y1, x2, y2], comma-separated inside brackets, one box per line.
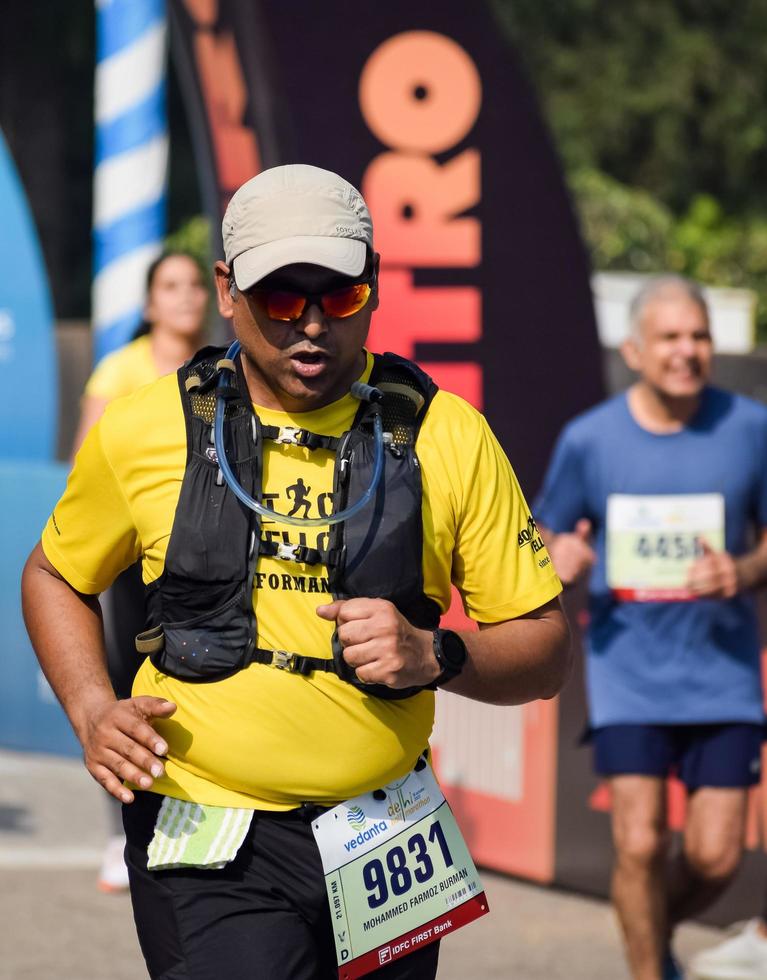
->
[343, 820, 388, 852]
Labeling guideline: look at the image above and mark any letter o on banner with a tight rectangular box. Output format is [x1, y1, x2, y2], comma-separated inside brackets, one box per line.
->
[359, 31, 482, 153]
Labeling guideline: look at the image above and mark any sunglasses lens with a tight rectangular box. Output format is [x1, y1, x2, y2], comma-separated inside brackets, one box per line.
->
[263, 291, 307, 321]
[252, 282, 372, 321]
[322, 283, 371, 319]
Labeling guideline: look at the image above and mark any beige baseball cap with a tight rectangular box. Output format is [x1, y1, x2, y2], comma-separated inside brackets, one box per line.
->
[223, 164, 374, 290]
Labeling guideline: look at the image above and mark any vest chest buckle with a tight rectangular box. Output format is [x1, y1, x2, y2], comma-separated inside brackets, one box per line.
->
[276, 542, 301, 562]
[276, 426, 303, 445]
[273, 650, 296, 670]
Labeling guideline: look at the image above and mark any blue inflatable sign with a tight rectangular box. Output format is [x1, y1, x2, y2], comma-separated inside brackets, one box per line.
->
[0, 461, 80, 756]
[0, 130, 74, 755]
[0, 130, 57, 460]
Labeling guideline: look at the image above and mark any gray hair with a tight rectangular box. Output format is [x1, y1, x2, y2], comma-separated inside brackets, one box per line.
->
[628, 275, 709, 339]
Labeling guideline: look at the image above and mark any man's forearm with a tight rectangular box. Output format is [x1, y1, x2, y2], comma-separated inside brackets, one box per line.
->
[23, 543, 176, 802]
[442, 598, 571, 706]
[21, 544, 115, 741]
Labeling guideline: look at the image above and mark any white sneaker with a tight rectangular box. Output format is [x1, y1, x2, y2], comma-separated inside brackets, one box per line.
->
[690, 920, 767, 980]
[97, 834, 130, 893]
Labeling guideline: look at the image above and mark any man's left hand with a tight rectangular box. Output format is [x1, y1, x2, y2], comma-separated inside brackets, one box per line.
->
[316, 598, 441, 689]
[686, 540, 739, 598]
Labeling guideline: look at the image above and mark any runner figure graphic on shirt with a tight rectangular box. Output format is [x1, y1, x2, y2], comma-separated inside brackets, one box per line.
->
[287, 477, 312, 518]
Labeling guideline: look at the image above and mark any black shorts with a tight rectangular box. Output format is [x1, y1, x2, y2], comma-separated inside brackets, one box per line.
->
[123, 792, 440, 980]
[592, 722, 764, 790]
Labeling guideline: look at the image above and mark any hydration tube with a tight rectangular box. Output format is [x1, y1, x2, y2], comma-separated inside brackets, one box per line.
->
[213, 341, 385, 527]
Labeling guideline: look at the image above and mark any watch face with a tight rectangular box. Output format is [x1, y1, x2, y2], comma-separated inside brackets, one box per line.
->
[440, 629, 467, 670]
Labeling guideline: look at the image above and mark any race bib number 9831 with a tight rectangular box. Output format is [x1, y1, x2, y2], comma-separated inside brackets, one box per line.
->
[312, 766, 488, 979]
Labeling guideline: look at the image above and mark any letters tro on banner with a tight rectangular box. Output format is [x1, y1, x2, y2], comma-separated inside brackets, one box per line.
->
[166, 0, 604, 494]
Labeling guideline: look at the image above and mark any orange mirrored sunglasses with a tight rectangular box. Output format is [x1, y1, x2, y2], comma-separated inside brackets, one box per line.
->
[248, 277, 374, 322]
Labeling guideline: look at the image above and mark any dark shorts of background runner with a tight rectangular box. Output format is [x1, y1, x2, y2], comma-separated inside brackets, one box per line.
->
[592, 723, 764, 790]
[123, 791, 441, 980]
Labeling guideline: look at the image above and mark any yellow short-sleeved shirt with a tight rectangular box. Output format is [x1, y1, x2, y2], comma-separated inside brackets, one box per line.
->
[43, 351, 561, 809]
[84, 335, 158, 400]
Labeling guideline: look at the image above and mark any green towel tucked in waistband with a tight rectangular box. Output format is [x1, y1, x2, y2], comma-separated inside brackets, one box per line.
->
[147, 796, 254, 870]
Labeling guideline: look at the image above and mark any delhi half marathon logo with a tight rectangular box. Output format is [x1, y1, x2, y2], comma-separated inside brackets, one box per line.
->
[385, 776, 432, 822]
[347, 806, 367, 832]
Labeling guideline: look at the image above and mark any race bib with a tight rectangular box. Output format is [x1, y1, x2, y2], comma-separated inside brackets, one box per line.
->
[311, 765, 488, 979]
[606, 493, 725, 601]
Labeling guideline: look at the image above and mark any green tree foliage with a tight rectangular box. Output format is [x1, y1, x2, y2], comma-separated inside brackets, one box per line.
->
[570, 170, 673, 272]
[164, 215, 212, 276]
[490, 0, 767, 213]
[571, 174, 767, 332]
[490, 0, 767, 338]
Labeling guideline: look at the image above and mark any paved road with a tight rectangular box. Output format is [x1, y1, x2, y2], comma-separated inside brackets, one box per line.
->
[0, 749, 724, 979]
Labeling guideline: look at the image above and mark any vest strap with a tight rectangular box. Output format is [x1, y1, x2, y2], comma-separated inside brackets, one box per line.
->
[261, 425, 340, 452]
[258, 538, 341, 567]
[215, 384, 242, 402]
[135, 625, 164, 655]
[249, 647, 337, 677]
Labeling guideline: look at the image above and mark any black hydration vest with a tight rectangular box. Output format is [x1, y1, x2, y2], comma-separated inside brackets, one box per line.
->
[135, 346, 441, 699]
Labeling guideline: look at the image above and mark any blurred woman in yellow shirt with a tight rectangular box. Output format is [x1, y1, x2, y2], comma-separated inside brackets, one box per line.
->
[73, 252, 210, 452]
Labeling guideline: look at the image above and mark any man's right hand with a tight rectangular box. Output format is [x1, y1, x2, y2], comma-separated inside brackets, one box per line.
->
[82, 696, 176, 803]
[547, 519, 596, 586]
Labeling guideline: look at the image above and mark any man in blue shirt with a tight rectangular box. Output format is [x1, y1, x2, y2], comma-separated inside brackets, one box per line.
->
[536, 276, 767, 980]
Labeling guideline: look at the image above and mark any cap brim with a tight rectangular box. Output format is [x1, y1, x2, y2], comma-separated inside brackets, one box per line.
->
[232, 236, 368, 290]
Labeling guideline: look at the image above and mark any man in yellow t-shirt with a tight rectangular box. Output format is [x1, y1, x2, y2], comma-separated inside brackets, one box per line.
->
[23, 165, 570, 980]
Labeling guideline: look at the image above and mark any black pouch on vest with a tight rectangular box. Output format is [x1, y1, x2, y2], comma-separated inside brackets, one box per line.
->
[330, 429, 423, 605]
[136, 349, 260, 682]
[324, 355, 441, 700]
[141, 585, 252, 681]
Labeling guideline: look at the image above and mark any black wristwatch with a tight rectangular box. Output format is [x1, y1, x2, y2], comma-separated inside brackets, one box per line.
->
[431, 628, 467, 687]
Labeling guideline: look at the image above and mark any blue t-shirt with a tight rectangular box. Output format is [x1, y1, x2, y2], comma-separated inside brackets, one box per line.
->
[535, 387, 767, 727]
